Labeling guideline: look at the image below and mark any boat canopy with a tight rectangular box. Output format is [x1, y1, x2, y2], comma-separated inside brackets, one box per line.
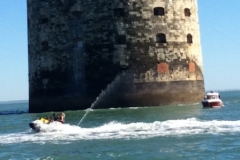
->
[205, 92, 220, 99]
[206, 92, 219, 96]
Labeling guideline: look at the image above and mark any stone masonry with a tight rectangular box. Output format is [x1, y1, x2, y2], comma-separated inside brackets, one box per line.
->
[27, 0, 204, 112]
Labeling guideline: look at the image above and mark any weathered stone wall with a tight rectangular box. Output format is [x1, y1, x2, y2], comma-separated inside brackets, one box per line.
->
[27, 0, 87, 112]
[27, 0, 204, 112]
[82, 0, 204, 83]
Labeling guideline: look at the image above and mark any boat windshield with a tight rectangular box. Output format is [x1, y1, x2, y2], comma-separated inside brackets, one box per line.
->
[207, 95, 219, 99]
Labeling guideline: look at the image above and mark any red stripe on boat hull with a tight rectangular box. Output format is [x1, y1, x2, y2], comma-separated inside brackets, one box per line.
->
[202, 101, 222, 108]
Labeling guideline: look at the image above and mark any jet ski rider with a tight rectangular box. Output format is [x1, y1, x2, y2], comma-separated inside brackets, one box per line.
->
[52, 112, 65, 123]
[59, 112, 65, 123]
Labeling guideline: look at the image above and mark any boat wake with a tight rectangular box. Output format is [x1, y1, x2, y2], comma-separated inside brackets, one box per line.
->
[2, 118, 240, 144]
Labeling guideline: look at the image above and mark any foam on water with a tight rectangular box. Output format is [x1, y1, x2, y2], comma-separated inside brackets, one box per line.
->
[2, 118, 240, 144]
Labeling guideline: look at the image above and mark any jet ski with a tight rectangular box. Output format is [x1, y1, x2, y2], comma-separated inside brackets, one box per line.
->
[29, 117, 62, 132]
[29, 118, 50, 132]
[29, 113, 65, 132]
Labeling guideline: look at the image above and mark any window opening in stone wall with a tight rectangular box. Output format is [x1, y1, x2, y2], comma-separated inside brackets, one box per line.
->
[156, 33, 166, 43]
[154, 7, 165, 16]
[41, 41, 49, 51]
[113, 8, 125, 17]
[40, 17, 49, 24]
[132, 2, 137, 7]
[187, 34, 193, 44]
[115, 35, 126, 44]
[72, 11, 82, 17]
[184, 8, 191, 17]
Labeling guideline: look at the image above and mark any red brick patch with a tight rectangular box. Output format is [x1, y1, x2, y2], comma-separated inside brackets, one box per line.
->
[157, 63, 169, 73]
[189, 62, 195, 72]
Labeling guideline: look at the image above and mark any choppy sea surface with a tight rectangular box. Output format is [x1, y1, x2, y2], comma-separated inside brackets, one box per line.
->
[1, 91, 240, 159]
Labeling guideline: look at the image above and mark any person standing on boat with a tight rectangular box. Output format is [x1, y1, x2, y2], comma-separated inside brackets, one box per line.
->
[204, 95, 207, 100]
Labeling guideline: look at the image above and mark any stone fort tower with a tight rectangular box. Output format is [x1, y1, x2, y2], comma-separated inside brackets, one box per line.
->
[27, 0, 204, 112]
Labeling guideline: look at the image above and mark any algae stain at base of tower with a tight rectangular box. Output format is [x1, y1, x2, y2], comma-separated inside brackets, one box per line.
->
[27, 0, 204, 113]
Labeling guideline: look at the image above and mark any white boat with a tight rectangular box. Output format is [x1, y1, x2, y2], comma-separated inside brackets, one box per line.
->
[201, 91, 223, 108]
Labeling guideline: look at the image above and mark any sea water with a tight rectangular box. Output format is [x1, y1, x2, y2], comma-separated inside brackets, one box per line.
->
[1, 91, 240, 159]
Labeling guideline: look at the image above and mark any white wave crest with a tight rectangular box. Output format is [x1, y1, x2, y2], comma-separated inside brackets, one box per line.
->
[2, 118, 240, 144]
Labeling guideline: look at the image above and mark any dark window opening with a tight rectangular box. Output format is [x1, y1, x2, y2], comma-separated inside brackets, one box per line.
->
[184, 8, 191, 17]
[113, 8, 125, 17]
[72, 11, 82, 17]
[132, 2, 137, 7]
[41, 41, 49, 51]
[115, 35, 126, 44]
[156, 33, 166, 43]
[187, 34, 193, 44]
[154, 7, 165, 16]
[41, 70, 50, 79]
[40, 17, 49, 24]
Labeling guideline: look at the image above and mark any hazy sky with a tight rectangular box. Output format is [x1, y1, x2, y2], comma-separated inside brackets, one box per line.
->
[0, 0, 240, 101]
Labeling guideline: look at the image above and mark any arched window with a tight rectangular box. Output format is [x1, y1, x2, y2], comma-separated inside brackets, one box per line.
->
[39, 17, 49, 24]
[156, 33, 166, 43]
[184, 8, 191, 17]
[113, 8, 125, 17]
[115, 35, 126, 44]
[154, 7, 165, 16]
[41, 41, 49, 51]
[187, 34, 193, 44]
[72, 11, 82, 17]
